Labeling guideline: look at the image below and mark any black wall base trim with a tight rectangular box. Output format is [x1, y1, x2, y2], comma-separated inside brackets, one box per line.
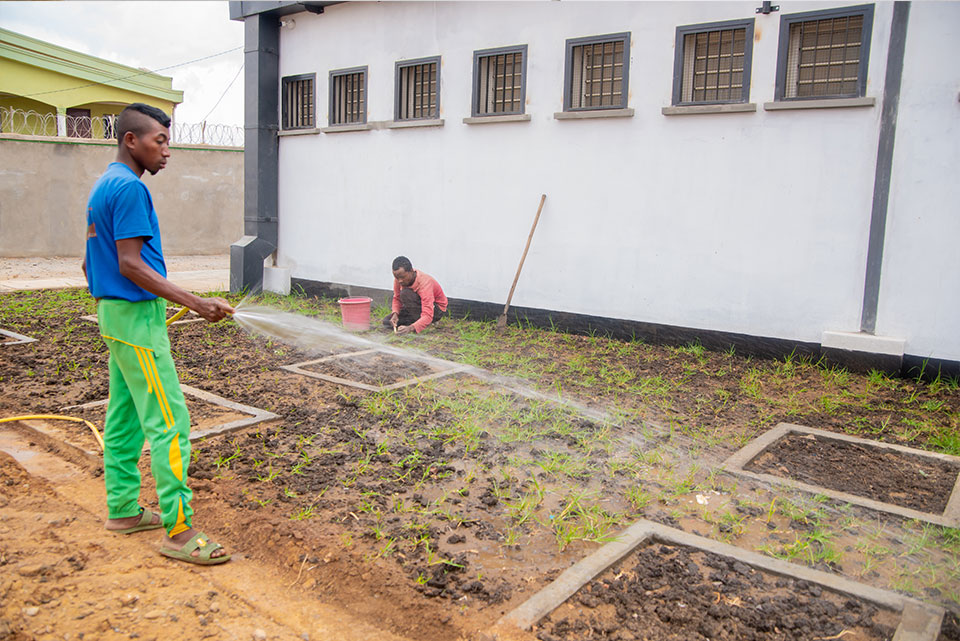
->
[290, 278, 959, 380]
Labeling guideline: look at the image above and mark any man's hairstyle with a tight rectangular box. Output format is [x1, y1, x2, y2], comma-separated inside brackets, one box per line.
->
[116, 103, 171, 143]
[392, 256, 413, 272]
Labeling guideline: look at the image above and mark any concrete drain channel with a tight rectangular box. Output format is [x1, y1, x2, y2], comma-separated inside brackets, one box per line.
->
[495, 519, 945, 640]
[14, 386, 280, 463]
[281, 348, 470, 392]
[0, 328, 38, 346]
[723, 423, 960, 528]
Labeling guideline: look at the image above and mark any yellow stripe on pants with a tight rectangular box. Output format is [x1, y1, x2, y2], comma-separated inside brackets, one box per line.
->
[145, 349, 175, 430]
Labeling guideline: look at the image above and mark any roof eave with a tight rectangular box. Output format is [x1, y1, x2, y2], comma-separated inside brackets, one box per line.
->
[229, 1, 340, 21]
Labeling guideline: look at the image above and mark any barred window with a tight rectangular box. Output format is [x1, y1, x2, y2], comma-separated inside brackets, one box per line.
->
[564, 33, 630, 111]
[472, 45, 527, 117]
[395, 57, 440, 121]
[673, 20, 754, 105]
[66, 108, 91, 138]
[281, 73, 315, 130]
[776, 5, 874, 100]
[329, 67, 367, 126]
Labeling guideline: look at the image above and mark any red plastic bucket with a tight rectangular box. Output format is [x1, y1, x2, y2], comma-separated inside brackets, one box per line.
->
[338, 297, 373, 331]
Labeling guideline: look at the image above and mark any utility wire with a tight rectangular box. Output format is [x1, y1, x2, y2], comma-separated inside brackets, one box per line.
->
[21, 45, 243, 98]
[200, 62, 244, 122]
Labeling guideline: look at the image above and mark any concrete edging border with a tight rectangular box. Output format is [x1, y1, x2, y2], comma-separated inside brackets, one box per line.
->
[281, 348, 470, 392]
[722, 423, 960, 527]
[0, 328, 38, 345]
[496, 519, 944, 640]
[57, 384, 279, 454]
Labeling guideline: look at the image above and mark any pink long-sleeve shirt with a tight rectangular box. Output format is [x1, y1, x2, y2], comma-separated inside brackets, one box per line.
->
[392, 270, 448, 333]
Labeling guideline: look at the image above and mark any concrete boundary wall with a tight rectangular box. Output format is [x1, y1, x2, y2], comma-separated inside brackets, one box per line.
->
[0, 133, 242, 257]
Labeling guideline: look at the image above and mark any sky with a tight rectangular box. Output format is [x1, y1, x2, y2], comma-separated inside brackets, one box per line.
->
[1, 1, 245, 126]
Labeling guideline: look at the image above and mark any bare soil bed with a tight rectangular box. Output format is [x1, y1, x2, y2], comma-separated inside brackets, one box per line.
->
[2, 289, 959, 640]
[536, 542, 899, 641]
[301, 351, 439, 386]
[746, 433, 960, 513]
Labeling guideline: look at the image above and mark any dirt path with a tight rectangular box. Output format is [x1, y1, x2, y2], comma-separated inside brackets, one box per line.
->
[0, 427, 417, 641]
[0, 255, 228, 281]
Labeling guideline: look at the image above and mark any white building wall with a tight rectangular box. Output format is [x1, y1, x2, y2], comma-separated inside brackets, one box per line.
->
[874, 2, 960, 362]
[275, 2, 914, 349]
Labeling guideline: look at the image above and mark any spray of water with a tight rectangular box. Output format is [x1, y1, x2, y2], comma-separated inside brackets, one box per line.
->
[230, 298, 439, 368]
[231, 301, 378, 353]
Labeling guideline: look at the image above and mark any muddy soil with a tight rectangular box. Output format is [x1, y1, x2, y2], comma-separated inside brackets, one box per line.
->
[302, 351, 438, 386]
[2, 290, 959, 640]
[940, 611, 960, 641]
[746, 433, 960, 513]
[536, 542, 899, 641]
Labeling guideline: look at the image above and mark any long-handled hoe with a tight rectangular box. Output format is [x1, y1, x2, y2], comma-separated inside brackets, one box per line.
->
[496, 194, 546, 330]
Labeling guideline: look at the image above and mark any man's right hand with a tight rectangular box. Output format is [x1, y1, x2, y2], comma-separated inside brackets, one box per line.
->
[390, 312, 399, 329]
[194, 296, 235, 323]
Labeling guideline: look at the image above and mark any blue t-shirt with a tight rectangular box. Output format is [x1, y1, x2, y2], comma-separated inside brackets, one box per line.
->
[85, 162, 167, 301]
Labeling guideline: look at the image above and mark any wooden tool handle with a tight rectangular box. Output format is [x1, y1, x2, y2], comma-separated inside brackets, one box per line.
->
[502, 194, 547, 316]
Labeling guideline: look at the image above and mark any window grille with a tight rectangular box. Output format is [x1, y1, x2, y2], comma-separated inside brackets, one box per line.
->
[786, 15, 863, 98]
[682, 29, 746, 102]
[395, 57, 440, 120]
[776, 5, 873, 100]
[566, 33, 629, 110]
[473, 46, 526, 116]
[329, 67, 367, 125]
[281, 74, 315, 129]
[66, 108, 91, 138]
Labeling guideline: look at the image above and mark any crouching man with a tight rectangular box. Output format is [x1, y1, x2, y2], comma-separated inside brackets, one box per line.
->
[383, 256, 447, 335]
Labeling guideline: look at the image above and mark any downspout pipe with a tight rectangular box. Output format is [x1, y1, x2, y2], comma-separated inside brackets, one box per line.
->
[230, 12, 280, 294]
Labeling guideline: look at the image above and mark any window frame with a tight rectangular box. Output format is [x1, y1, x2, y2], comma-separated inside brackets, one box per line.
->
[394, 55, 442, 122]
[671, 18, 755, 106]
[774, 4, 875, 102]
[471, 44, 528, 118]
[562, 32, 631, 112]
[281, 72, 317, 130]
[328, 65, 368, 127]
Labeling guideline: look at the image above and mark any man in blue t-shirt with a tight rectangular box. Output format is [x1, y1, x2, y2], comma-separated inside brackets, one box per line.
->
[83, 103, 234, 565]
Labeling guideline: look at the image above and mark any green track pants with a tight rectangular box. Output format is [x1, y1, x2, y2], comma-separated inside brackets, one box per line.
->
[98, 298, 193, 536]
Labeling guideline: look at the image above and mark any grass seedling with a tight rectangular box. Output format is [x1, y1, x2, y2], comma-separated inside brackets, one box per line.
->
[291, 506, 315, 521]
[626, 486, 652, 512]
[424, 543, 464, 568]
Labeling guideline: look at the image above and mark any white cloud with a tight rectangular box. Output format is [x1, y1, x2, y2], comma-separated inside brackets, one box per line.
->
[1, 1, 244, 126]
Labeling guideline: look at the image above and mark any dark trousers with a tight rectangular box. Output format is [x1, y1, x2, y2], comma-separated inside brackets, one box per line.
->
[382, 288, 445, 328]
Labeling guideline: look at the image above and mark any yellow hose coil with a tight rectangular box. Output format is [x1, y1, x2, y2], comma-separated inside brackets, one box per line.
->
[0, 415, 104, 452]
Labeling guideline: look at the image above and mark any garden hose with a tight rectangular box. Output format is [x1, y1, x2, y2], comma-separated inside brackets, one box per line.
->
[0, 415, 104, 452]
[167, 307, 189, 326]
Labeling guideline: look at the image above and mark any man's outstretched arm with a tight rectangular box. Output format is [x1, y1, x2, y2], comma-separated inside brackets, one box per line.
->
[116, 238, 233, 322]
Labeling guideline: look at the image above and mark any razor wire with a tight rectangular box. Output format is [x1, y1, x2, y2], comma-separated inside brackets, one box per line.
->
[0, 108, 244, 147]
[170, 121, 244, 147]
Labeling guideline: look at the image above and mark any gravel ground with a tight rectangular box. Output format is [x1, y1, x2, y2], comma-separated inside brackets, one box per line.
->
[0, 255, 228, 280]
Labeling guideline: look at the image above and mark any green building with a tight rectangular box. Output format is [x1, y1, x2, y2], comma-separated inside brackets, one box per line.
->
[0, 27, 183, 137]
